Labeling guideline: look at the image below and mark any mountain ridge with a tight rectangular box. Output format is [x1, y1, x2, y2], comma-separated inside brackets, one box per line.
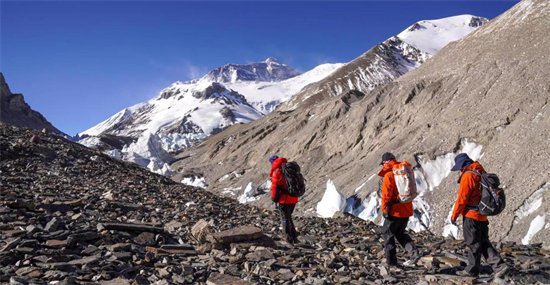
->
[174, 0, 549, 245]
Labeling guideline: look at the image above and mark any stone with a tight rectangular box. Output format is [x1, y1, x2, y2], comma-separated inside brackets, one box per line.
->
[15, 267, 40, 276]
[66, 232, 101, 248]
[379, 265, 389, 276]
[109, 243, 132, 252]
[206, 226, 263, 245]
[134, 232, 156, 246]
[191, 219, 212, 244]
[165, 220, 184, 234]
[245, 249, 274, 262]
[8, 199, 35, 211]
[1, 237, 22, 252]
[206, 272, 253, 285]
[100, 277, 132, 285]
[45, 240, 66, 248]
[100, 222, 165, 233]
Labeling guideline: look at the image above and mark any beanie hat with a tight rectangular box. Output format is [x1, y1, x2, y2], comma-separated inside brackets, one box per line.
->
[269, 155, 279, 164]
[380, 152, 396, 165]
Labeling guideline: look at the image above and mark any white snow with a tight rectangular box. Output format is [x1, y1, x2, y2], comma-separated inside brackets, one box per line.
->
[514, 183, 549, 223]
[224, 63, 344, 113]
[222, 186, 242, 196]
[238, 182, 260, 204]
[417, 140, 483, 191]
[104, 149, 122, 160]
[522, 213, 546, 245]
[159, 133, 208, 153]
[398, 15, 488, 55]
[181, 176, 208, 189]
[122, 132, 175, 176]
[443, 208, 460, 239]
[316, 180, 346, 218]
[356, 192, 381, 222]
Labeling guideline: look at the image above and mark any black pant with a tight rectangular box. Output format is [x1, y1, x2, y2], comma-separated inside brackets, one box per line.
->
[463, 217, 506, 274]
[382, 216, 418, 265]
[278, 203, 297, 242]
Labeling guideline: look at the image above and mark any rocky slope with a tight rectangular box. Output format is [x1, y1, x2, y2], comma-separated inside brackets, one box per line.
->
[0, 73, 63, 135]
[1, 124, 549, 285]
[282, 15, 488, 110]
[174, 0, 550, 246]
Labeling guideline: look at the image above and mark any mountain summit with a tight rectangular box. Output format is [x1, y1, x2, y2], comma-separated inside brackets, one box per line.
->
[199, 57, 301, 83]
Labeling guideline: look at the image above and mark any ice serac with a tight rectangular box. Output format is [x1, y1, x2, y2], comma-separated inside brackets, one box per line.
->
[0, 73, 64, 135]
[177, 0, 550, 244]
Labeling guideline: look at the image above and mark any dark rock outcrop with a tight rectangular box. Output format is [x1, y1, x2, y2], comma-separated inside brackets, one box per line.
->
[0, 73, 63, 134]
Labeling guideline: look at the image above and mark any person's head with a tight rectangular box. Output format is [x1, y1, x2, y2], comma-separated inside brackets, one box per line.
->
[269, 155, 279, 164]
[450, 153, 474, 171]
[380, 152, 396, 165]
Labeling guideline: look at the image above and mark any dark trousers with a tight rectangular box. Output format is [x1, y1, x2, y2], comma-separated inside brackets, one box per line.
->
[382, 216, 418, 265]
[278, 203, 297, 242]
[463, 217, 506, 274]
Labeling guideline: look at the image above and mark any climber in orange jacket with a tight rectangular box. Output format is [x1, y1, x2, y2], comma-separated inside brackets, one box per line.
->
[378, 152, 420, 266]
[450, 153, 508, 278]
[269, 155, 298, 244]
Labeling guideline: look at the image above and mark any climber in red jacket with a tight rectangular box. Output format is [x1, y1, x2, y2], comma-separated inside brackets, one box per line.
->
[270, 155, 298, 244]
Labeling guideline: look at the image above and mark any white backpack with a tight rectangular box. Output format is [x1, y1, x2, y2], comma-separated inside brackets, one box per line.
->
[392, 161, 418, 203]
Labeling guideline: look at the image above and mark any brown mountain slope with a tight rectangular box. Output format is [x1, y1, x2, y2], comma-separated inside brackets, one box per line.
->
[0, 73, 63, 134]
[175, 0, 550, 244]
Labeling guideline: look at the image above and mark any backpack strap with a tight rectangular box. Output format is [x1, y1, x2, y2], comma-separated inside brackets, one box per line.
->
[462, 169, 482, 212]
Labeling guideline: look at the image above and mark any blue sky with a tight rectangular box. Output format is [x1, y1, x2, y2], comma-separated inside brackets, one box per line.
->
[1, 1, 518, 135]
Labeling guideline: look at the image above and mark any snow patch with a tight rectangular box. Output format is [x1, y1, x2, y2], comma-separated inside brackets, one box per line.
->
[356, 192, 381, 222]
[514, 183, 549, 223]
[222, 186, 242, 196]
[316, 180, 346, 218]
[398, 15, 488, 55]
[522, 213, 546, 245]
[238, 182, 260, 204]
[181, 176, 208, 189]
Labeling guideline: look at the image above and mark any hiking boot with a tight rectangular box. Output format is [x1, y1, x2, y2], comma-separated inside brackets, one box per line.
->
[456, 270, 479, 278]
[494, 265, 510, 279]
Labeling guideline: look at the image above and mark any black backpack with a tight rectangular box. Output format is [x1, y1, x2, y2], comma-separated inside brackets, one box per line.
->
[281, 161, 306, 197]
[465, 169, 506, 216]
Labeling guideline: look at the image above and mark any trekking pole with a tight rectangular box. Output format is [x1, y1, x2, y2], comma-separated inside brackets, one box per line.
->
[414, 210, 436, 236]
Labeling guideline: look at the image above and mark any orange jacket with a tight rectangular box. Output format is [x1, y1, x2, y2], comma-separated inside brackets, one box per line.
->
[379, 160, 413, 218]
[451, 162, 487, 222]
[270, 158, 298, 204]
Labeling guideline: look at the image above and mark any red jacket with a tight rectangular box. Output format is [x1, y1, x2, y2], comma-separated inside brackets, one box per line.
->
[451, 162, 487, 222]
[270, 158, 298, 204]
[379, 160, 413, 218]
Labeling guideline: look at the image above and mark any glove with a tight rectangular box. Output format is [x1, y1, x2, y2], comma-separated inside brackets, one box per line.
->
[383, 212, 389, 219]
[273, 202, 278, 210]
[450, 219, 458, 227]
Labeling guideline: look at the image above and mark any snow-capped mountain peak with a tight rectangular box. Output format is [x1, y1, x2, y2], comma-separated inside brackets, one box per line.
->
[264, 57, 281, 64]
[397, 15, 489, 55]
[199, 58, 301, 83]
